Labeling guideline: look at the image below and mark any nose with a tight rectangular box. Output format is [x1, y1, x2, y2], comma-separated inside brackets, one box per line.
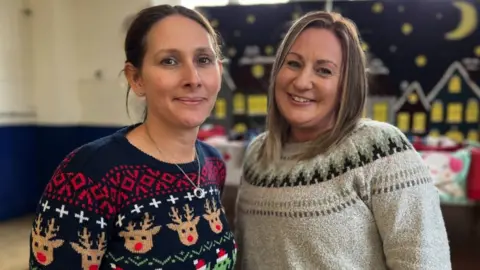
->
[183, 63, 201, 89]
[293, 68, 313, 91]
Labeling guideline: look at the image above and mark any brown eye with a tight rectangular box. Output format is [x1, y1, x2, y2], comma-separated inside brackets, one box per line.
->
[286, 60, 301, 69]
[317, 68, 332, 75]
[161, 58, 177, 65]
[198, 56, 213, 65]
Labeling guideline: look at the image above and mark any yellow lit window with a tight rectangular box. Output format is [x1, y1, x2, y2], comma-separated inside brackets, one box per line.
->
[448, 75, 461, 93]
[214, 98, 226, 119]
[446, 102, 463, 123]
[397, 112, 410, 132]
[431, 101, 443, 123]
[467, 130, 479, 142]
[233, 93, 245, 114]
[445, 130, 464, 143]
[373, 102, 388, 122]
[429, 129, 441, 138]
[413, 112, 426, 133]
[466, 99, 479, 123]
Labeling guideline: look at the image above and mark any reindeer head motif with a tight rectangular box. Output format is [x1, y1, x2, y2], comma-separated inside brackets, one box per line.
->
[70, 228, 107, 270]
[167, 204, 200, 246]
[119, 212, 161, 254]
[31, 215, 64, 266]
[203, 198, 223, 234]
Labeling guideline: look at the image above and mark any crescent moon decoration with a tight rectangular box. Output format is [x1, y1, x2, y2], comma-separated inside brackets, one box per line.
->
[445, 1, 478, 40]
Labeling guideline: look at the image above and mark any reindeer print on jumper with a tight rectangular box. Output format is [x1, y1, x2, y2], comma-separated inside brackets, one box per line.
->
[167, 204, 201, 246]
[118, 212, 161, 253]
[70, 228, 107, 270]
[29, 125, 236, 270]
[31, 215, 64, 266]
[203, 198, 224, 234]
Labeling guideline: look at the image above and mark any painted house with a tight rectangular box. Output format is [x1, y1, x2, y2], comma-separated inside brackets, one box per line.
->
[393, 81, 431, 136]
[426, 61, 480, 142]
[364, 97, 396, 124]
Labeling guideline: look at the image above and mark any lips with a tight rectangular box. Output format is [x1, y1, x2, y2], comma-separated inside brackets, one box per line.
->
[287, 93, 315, 103]
[175, 97, 206, 102]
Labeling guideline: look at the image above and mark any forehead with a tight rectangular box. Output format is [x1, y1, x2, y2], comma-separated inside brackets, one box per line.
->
[146, 15, 214, 51]
[290, 28, 342, 64]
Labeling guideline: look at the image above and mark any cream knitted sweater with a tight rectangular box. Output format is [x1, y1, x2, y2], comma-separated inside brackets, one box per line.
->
[235, 119, 451, 270]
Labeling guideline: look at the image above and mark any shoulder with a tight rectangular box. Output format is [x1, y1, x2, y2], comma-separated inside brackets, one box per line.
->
[53, 127, 128, 175]
[321, 119, 416, 176]
[197, 140, 226, 172]
[347, 119, 412, 152]
[197, 140, 223, 161]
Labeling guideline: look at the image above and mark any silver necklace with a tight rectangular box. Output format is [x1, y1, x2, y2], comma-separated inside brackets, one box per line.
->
[144, 125, 206, 199]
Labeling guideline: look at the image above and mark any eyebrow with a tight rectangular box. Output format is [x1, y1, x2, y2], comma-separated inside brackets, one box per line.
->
[287, 51, 338, 68]
[154, 47, 215, 57]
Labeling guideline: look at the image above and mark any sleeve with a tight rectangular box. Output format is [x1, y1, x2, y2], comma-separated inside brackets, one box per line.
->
[366, 135, 451, 269]
[29, 150, 115, 270]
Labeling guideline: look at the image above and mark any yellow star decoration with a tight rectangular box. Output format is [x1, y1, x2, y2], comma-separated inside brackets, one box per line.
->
[372, 2, 384, 13]
[401, 23, 413, 35]
[292, 12, 301, 20]
[246, 14, 256, 24]
[415, 55, 427, 67]
[210, 19, 219, 28]
[474, 45, 480, 57]
[408, 93, 418, 104]
[228, 47, 237, 57]
[251, 64, 265, 79]
[361, 42, 369, 52]
[265, 45, 274, 56]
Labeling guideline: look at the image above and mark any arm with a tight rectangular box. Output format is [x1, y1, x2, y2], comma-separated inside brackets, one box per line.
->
[30, 151, 113, 270]
[368, 147, 451, 269]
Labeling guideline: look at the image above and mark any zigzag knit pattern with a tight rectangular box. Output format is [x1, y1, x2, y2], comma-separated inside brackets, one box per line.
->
[235, 119, 451, 270]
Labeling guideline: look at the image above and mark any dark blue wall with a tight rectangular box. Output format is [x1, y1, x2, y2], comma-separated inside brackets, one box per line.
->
[0, 125, 121, 221]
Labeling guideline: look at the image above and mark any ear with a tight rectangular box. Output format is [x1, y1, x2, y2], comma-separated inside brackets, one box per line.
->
[217, 59, 223, 76]
[124, 62, 144, 97]
[203, 214, 210, 220]
[193, 216, 200, 225]
[52, 239, 64, 248]
[167, 223, 178, 231]
[151, 226, 161, 235]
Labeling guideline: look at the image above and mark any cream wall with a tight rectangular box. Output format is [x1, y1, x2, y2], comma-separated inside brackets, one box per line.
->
[30, 0, 157, 126]
[0, 0, 185, 126]
[0, 0, 35, 125]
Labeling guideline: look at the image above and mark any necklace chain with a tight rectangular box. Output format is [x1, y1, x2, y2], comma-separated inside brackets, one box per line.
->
[144, 125, 204, 198]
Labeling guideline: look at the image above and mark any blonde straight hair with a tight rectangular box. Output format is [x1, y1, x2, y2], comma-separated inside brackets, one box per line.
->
[258, 11, 368, 164]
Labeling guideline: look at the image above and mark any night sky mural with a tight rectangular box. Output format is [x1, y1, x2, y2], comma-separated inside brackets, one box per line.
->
[199, 0, 480, 142]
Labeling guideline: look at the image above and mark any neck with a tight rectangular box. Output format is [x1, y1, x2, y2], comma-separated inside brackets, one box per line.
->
[142, 115, 199, 163]
[289, 116, 335, 143]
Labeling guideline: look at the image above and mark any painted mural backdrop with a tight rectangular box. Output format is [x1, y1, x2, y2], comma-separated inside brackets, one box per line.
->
[199, 0, 480, 142]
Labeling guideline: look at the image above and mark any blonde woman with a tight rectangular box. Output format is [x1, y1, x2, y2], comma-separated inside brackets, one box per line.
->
[235, 11, 450, 270]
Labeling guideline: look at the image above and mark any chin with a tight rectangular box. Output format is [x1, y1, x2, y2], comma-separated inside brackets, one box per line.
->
[177, 115, 209, 129]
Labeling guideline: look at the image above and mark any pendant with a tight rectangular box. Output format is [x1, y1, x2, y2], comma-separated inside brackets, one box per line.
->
[193, 187, 206, 199]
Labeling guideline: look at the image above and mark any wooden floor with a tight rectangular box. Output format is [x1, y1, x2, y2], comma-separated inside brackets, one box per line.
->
[0, 203, 478, 270]
[0, 215, 33, 270]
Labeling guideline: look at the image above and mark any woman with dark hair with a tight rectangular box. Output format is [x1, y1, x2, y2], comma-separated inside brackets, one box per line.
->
[29, 5, 236, 270]
[235, 11, 450, 270]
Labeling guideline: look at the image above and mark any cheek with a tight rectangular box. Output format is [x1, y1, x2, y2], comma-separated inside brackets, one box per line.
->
[200, 69, 221, 95]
